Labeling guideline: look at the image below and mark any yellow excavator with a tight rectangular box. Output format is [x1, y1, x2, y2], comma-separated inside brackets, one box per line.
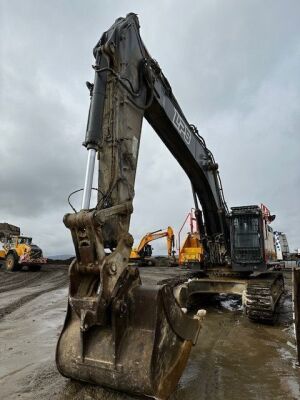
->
[130, 226, 175, 265]
[56, 14, 284, 399]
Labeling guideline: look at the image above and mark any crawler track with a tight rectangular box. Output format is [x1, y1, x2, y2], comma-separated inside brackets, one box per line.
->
[245, 272, 284, 323]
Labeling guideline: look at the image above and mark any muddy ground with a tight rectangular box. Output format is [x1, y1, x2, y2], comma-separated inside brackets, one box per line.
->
[0, 264, 299, 400]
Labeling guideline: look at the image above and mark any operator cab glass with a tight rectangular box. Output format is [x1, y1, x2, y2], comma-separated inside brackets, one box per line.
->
[18, 237, 32, 245]
[231, 214, 263, 263]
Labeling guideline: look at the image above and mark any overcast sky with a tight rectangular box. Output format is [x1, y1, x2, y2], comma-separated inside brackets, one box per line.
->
[0, 0, 299, 256]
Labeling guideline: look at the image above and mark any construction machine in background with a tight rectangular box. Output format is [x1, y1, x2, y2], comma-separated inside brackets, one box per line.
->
[0, 223, 47, 271]
[0, 222, 20, 239]
[130, 226, 175, 265]
[56, 14, 284, 399]
[179, 231, 203, 266]
[178, 209, 204, 267]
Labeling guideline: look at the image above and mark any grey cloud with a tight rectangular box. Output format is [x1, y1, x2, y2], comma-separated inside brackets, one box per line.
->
[1, 0, 299, 255]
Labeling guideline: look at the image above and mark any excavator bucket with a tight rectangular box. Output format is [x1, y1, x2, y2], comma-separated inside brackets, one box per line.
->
[56, 209, 202, 399]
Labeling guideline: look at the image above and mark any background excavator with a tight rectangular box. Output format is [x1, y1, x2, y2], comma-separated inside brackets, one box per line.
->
[56, 13, 284, 399]
[130, 226, 175, 265]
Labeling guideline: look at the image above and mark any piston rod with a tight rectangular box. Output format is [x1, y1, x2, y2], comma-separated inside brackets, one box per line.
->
[81, 148, 97, 210]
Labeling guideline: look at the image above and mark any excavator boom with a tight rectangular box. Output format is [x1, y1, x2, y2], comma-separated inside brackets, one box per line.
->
[84, 13, 229, 262]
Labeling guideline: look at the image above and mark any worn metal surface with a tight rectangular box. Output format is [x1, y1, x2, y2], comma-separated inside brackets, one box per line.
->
[56, 270, 202, 398]
[57, 197, 201, 398]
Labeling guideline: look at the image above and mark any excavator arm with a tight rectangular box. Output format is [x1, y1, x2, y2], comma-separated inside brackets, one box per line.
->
[56, 13, 222, 399]
[166, 226, 175, 257]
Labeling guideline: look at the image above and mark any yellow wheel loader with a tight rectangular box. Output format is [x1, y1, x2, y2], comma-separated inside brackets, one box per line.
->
[0, 235, 47, 272]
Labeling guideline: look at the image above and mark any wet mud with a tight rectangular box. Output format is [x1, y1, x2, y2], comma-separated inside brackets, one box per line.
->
[0, 265, 299, 400]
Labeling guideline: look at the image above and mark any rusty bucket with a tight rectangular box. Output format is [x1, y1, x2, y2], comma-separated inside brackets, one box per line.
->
[56, 267, 201, 399]
[56, 209, 202, 399]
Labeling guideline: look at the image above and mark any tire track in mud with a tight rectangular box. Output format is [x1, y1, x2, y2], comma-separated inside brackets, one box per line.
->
[0, 268, 68, 320]
[0, 266, 68, 292]
[0, 271, 45, 293]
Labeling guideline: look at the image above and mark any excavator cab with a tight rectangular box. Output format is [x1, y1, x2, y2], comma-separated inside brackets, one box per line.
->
[143, 243, 152, 257]
[230, 206, 263, 270]
[230, 205, 276, 272]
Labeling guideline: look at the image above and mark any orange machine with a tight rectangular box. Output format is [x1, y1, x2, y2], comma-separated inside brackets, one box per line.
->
[178, 209, 204, 267]
[130, 226, 175, 265]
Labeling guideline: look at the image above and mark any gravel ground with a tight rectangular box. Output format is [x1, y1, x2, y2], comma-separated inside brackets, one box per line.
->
[0, 264, 299, 400]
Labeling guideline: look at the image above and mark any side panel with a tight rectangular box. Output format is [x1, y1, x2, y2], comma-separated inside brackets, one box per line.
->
[264, 224, 277, 262]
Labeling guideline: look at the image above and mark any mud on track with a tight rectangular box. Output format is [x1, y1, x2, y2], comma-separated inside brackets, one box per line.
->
[0, 266, 300, 400]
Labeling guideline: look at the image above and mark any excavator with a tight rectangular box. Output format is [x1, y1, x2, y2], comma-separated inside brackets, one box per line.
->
[56, 13, 284, 399]
[130, 226, 175, 265]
